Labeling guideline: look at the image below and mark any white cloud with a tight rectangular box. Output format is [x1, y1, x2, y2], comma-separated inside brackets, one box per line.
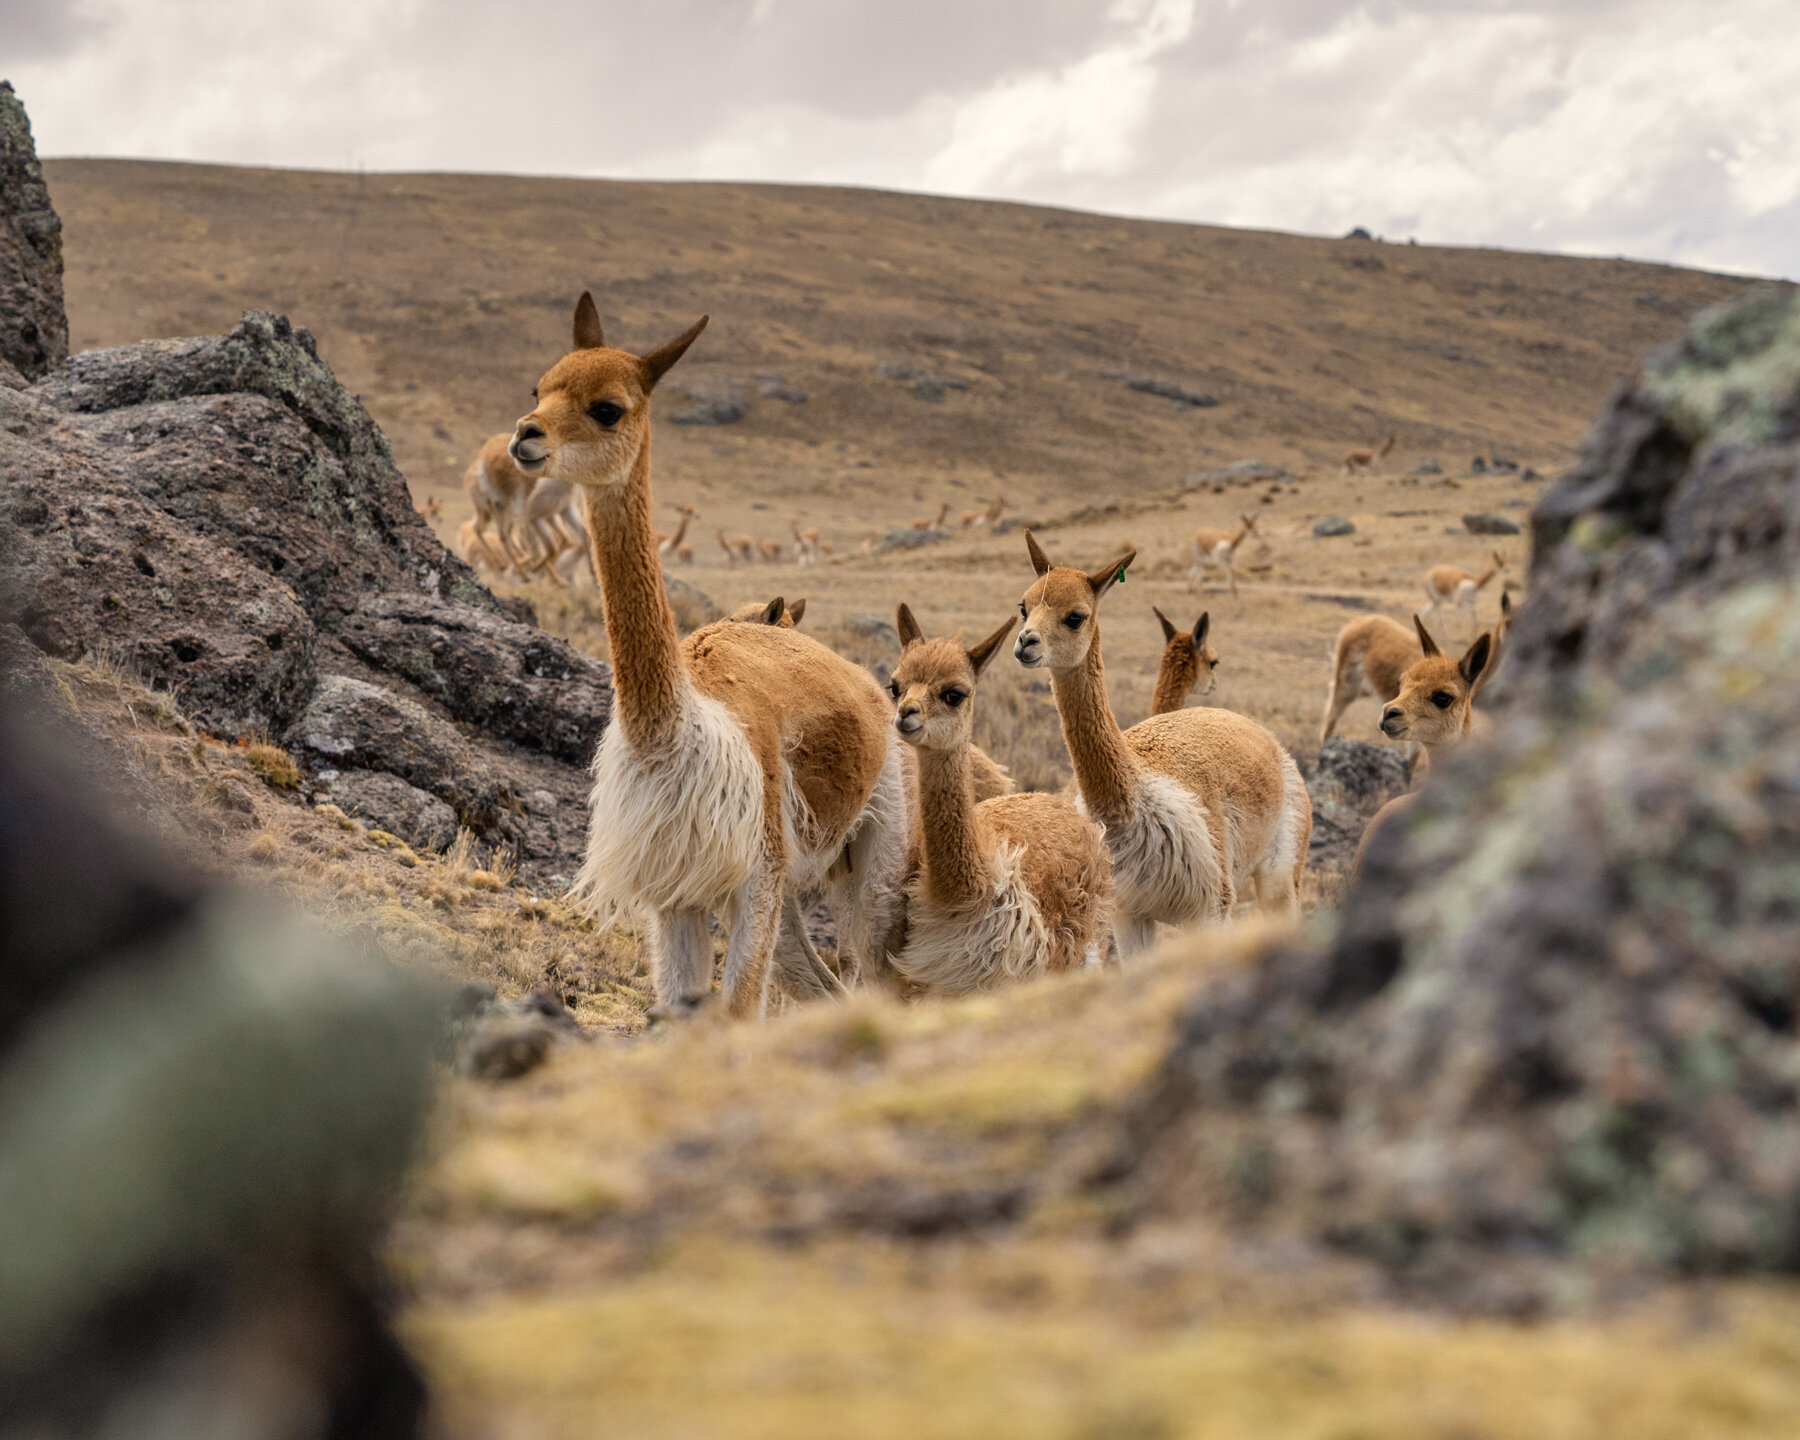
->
[7, 0, 1797, 278]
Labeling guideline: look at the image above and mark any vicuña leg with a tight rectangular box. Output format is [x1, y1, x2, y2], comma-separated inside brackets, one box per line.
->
[770, 894, 847, 1003]
[720, 812, 785, 1018]
[653, 907, 713, 1006]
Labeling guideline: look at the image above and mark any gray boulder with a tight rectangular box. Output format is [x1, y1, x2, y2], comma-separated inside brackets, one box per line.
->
[0, 83, 66, 379]
[1312, 515, 1356, 537]
[0, 386, 316, 735]
[326, 770, 460, 850]
[1463, 511, 1522, 535]
[337, 594, 611, 765]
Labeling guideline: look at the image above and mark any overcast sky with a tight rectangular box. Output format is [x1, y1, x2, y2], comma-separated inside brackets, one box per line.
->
[8, 0, 1798, 278]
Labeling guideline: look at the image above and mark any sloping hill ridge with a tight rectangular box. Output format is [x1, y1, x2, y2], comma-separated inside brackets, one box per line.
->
[44, 160, 1757, 530]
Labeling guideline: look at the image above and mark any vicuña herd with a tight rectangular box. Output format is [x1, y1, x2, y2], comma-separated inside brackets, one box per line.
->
[430, 291, 1519, 1016]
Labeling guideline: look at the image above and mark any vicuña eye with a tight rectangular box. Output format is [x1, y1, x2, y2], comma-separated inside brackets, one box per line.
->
[530, 385, 539, 399]
[887, 680, 901, 699]
[1430, 690, 1454, 709]
[1018, 603, 1028, 619]
[941, 689, 966, 708]
[1063, 612, 1086, 630]
[588, 400, 625, 427]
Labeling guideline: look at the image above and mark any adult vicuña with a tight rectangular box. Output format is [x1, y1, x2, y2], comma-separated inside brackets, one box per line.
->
[1014, 533, 1311, 955]
[511, 294, 909, 1016]
[911, 501, 950, 531]
[1353, 616, 1494, 873]
[888, 605, 1112, 994]
[1318, 614, 1421, 744]
[959, 495, 1005, 530]
[716, 527, 755, 567]
[789, 518, 821, 568]
[462, 432, 534, 571]
[1186, 513, 1257, 599]
[1341, 432, 1396, 475]
[1150, 607, 1218, 714]
[1423, 550, 1508, 635]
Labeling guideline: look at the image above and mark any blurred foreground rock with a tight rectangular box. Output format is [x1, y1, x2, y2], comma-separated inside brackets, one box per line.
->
[1119, 285, 1800, 1307]
[0, 689, 438, 1438]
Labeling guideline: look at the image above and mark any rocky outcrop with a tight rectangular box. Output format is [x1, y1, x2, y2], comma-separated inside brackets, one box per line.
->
[0, 92, 608, 876]
[0, 384, 316, 735]
[1118, 285, 1800, 1307]
[0, 83, 65, 379]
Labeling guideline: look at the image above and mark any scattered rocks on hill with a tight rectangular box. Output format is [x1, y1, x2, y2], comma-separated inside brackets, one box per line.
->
[875, 362, 972, 402]
[1462, 511, 1522, 535]
[1116, 285, 1800, 1307]
[0, 83, 66, 379]
[668, 388, 749, 426]
[1181, 460, 1289, 490]
[755, 373, 807, 403]
[1312, 515, 1356, 537]
[880, 526, 949, 552]
[1412, 456, 1442, 475]
[1119, 373, 1219, 409]
[0, 98, 610, 880]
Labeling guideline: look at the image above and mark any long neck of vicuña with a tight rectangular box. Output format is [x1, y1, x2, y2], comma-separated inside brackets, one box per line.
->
[1051, 629, 1139, 823]
[583, 439, 688, 749]
[1150, 663, 1189, 717]
[915, 743, 990, 908]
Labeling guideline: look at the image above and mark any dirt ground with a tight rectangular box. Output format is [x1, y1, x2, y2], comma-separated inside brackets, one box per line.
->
[39, 161, 1800, 1438]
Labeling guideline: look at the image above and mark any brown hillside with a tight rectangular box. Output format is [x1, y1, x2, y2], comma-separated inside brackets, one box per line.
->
[46, 160, 1749, 513]
[41, 161, 1763, 765]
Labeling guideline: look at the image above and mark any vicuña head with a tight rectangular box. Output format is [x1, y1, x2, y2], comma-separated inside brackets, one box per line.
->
[890, 604, 1016, 752]
[1014, 531, 1135, 671]
[1379, 616, 1491, 748]
[510, 292, 708, 487]
[1151, 606, 1217, 713]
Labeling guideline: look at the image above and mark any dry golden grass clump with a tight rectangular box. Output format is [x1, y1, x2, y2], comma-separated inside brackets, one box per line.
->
[241, 738, 301, 790]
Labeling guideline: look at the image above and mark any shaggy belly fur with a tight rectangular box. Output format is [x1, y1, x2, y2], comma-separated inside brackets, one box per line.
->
[1084, 771, 1227, 927]
[892, 841, 1052, 997]
[573, 692, 765, 916]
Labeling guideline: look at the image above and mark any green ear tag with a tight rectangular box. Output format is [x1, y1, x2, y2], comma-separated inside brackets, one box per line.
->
[1116, 564, 1128, 584]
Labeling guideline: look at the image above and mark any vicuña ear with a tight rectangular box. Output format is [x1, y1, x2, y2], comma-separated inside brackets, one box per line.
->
[762, 596, 785, 626]
[1460, 631, 1492, 687]
[966, 616, 1017, 676]
[1192, 612, 1210, 651]
[1024, 530, 1052, 577]
[1153, 605, 1178, 643]
[1086, 550, 1136, 602]
[788, 597, 806, 627]
[1414, 615, 1442, 656]
[896, 602, 924, 650]
[573, 291, 605, 350]
[640, 315, 709, 390]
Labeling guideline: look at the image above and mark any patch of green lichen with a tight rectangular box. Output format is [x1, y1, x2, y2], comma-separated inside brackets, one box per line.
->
[1646, 288, 1800, 448]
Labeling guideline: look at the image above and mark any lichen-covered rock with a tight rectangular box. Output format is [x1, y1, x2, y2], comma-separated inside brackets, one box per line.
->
[0, 387, 316, 734]
[291, 674, 509, 831]
[327, 769, 460, 851]
[338, 593, 611, 765]
[39, 312, 500, 619]
[0, 83, 66, 379]
[1122, 285, 1800, 1306]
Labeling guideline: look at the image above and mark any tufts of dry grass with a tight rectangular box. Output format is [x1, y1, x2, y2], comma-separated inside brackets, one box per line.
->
[240, 738, 301, 790]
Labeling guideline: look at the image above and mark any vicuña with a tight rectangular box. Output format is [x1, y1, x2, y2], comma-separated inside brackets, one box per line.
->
[511, 293, 910, 1016]
[1014, 533, 1311, 956]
